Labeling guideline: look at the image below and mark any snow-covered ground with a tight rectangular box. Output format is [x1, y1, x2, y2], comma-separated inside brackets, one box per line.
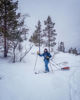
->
[0, 47, 80, 100]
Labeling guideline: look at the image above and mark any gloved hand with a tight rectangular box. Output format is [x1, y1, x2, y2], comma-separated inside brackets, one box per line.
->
[46, 56, 49, 59]
[37, 51, 40, 55]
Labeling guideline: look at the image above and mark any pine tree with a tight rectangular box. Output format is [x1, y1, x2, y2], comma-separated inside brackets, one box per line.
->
[43, 16, 57, 52]
[29, 20, 42, 53]
[73, 48, 78, 55]
[68, 48, 73, 53]
[0, 0, 18, 57]
[8, 13, 29, 62]
[58, 42, 65, 52]
[0, 0, 28, 58]
[68, 48, 78, 55]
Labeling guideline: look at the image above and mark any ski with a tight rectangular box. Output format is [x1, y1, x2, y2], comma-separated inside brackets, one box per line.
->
[34, 71, 54, 74]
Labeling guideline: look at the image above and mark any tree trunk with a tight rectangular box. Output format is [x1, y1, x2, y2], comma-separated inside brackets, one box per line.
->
[4, 36, 7, 57]
[48, 29, 50, 53]
[4, 0, 7, 57]
[39, 33, 40, 53]
[13, 47, 16, 63]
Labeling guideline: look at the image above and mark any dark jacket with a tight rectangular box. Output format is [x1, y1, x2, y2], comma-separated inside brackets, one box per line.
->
[39, 51, 52, 61]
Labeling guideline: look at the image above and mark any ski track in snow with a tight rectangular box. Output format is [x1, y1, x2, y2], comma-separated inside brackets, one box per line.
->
[0, 49, 80, 100]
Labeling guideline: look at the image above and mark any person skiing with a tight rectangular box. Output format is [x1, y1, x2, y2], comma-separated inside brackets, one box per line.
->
[37, 48, 52, 72]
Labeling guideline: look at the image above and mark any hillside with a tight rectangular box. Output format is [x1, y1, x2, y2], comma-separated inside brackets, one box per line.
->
[0, 48, 80, 100]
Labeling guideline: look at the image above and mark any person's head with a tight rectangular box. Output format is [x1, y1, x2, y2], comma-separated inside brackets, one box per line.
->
[44, 48, 48, 53]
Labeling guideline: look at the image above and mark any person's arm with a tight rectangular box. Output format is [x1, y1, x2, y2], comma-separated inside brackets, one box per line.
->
[49, 53, 52, 58]
[39, 53, 44, 57]
[37, 51, 44, 57]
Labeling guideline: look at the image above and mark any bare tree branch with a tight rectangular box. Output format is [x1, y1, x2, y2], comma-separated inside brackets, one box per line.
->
[20, 45, 33, 62]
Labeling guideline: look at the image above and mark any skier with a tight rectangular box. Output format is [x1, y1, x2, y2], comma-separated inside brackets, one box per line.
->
[37, 48, 52, 73]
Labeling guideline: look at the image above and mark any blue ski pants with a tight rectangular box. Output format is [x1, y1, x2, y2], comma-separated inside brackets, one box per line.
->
[44, 59, 49, 72]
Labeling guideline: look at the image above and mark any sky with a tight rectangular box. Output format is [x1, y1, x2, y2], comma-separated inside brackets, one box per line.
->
[18, 0, 80, 50]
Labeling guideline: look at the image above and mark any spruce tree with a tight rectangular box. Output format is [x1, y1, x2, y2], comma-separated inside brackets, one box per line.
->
[0, 0, 18, 57]
[0, 0, 28, 57]
[43, 16, 57, 52]
[73, 48, 78, 55]
[29, 20, 42, 53]
[58, 42, 65, 52]
[68, 48, 73, 53]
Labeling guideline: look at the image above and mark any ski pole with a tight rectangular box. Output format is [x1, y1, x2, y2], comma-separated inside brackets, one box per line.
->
[50, 58, 63, 68]
[49, 62, 53, 72]
[34, 54, 38, 72]
[50, 61, 70, 70]
[50, 61, 59, 69]
[50, 61, 62, 71]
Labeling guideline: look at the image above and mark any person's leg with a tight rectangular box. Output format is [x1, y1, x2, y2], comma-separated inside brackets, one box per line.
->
[44, 60, 49, 72]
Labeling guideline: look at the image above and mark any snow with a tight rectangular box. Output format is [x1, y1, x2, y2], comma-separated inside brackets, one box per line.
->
[0, 47, 80, 100]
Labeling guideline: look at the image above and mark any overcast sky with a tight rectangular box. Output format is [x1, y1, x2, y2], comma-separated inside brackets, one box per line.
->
[18, 0, 80, 49]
